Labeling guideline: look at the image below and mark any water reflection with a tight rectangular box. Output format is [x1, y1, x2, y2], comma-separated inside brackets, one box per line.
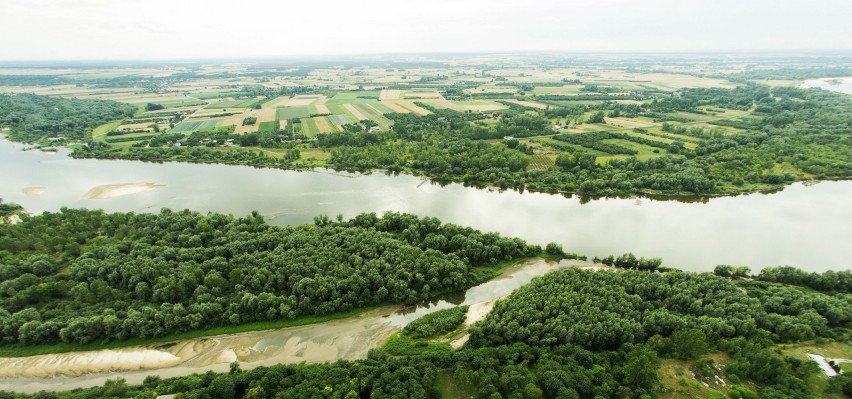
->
[1, 140, 850, 273]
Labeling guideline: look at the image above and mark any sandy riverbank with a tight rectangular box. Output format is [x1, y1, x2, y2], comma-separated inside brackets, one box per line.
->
[82, 182, 165, 199]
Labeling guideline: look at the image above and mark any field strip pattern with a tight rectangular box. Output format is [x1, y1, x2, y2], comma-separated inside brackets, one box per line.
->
[343, 104, 368, 121]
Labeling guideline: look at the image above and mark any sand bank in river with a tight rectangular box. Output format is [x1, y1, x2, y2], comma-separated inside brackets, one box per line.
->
[83, 182, 165, 199]
[22, 186, 47, 196]
[0, 349, 183, 378]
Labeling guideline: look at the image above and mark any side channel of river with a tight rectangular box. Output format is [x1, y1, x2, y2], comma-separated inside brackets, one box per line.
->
[0, 259, 578, 393]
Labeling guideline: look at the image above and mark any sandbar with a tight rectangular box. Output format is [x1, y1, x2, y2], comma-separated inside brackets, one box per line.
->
[83, 182, 165, 199]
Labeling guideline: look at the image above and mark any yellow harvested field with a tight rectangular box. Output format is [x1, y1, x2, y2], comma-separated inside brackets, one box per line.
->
[379, 101, 410, 113]
[606, 117, 655, 128]
[221, 116, 244, 129]
[313, 96, 331, 114]
[257, 108, 277, 123]
[234, 122, 258, 134]
[396, 101, 431, 116]
[266, 95, 322, 108]
[284, 95, 323, 107]
[402, 90, 442, 99]
[422, 98, 464, 111]
[313, 116, 336, 133]
[464, 87, 517, 94]
[464, 103, 505, 112]
[343, 104, 368, 121]
[229, 108, 274, 134]
[379, 89, 403, 100]
[507, 99, 549, 109]
[191, 108, 245, 117]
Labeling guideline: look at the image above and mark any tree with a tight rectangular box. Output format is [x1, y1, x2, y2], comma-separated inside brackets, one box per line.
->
[545, 242, 564, 257]
[588, 111, 606, 124]
[621, 344, 659, 390]
[670, 328, 708, 360]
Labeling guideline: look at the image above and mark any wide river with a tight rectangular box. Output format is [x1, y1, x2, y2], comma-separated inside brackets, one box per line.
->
[1, 140, 851, 273]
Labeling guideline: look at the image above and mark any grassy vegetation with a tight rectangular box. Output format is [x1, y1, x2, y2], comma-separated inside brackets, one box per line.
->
[276, 106, 310, 120]
[300, 116, 320, 136]
[383, 332, 454, 356]
[257, 120, 278, 133]
[90, 120, 123, 142]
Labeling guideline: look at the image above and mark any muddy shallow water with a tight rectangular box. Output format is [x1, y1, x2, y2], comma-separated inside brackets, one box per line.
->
[0, 259, 573, 393]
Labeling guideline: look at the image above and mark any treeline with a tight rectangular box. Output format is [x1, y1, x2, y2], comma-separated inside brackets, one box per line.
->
[469, 268, 852, 397]
[0, 93, 135, 143]
[725, 66, 852, 81]
[76, 142, 301, 169]
[757, 266, 851, 293]
[0, 209, 537, 346]
[553, 132, 638, 155]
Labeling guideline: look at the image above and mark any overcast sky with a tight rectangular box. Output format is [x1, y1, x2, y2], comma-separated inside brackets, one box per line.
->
[2, 0, 850, 60]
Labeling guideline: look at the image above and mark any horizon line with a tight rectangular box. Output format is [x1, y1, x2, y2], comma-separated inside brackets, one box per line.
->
[2, 49, 852, 65]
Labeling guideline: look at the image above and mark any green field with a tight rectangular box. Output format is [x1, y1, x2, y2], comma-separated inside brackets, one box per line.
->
[300, 117, 320, 137]
[258, 121, 278, 133]
[277, 106, 311, 120]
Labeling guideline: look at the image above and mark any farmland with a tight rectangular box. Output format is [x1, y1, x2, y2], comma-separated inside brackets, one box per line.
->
[1, 53, 850, 197]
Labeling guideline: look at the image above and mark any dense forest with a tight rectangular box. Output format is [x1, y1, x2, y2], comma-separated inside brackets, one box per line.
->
[0, 93, 135, 143]
[0, 209, 537, 346]
[2, 267, 850, 399]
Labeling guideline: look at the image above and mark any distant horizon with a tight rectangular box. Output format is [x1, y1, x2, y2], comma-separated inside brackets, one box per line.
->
[2, 0, 851, 61]
[2, 49, 852, 66]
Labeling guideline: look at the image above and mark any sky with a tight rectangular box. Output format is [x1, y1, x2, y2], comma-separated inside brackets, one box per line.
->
[1, 0, 851, 60]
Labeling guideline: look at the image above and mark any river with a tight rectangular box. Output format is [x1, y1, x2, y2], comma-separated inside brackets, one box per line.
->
[1, 140, 851, 273]
[801, 76, 852, 94]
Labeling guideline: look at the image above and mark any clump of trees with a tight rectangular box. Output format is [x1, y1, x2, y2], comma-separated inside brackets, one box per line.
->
[402, 305, 469, 338]
[0, 93, 135, 143]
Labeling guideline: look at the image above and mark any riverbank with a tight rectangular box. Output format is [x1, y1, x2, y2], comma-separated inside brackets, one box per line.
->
[0, 258, 571, 393]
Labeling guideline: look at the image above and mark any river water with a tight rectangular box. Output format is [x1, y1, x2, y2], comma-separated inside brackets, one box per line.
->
[2, 140, 851, 273]
[801, 76, 852, 94]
